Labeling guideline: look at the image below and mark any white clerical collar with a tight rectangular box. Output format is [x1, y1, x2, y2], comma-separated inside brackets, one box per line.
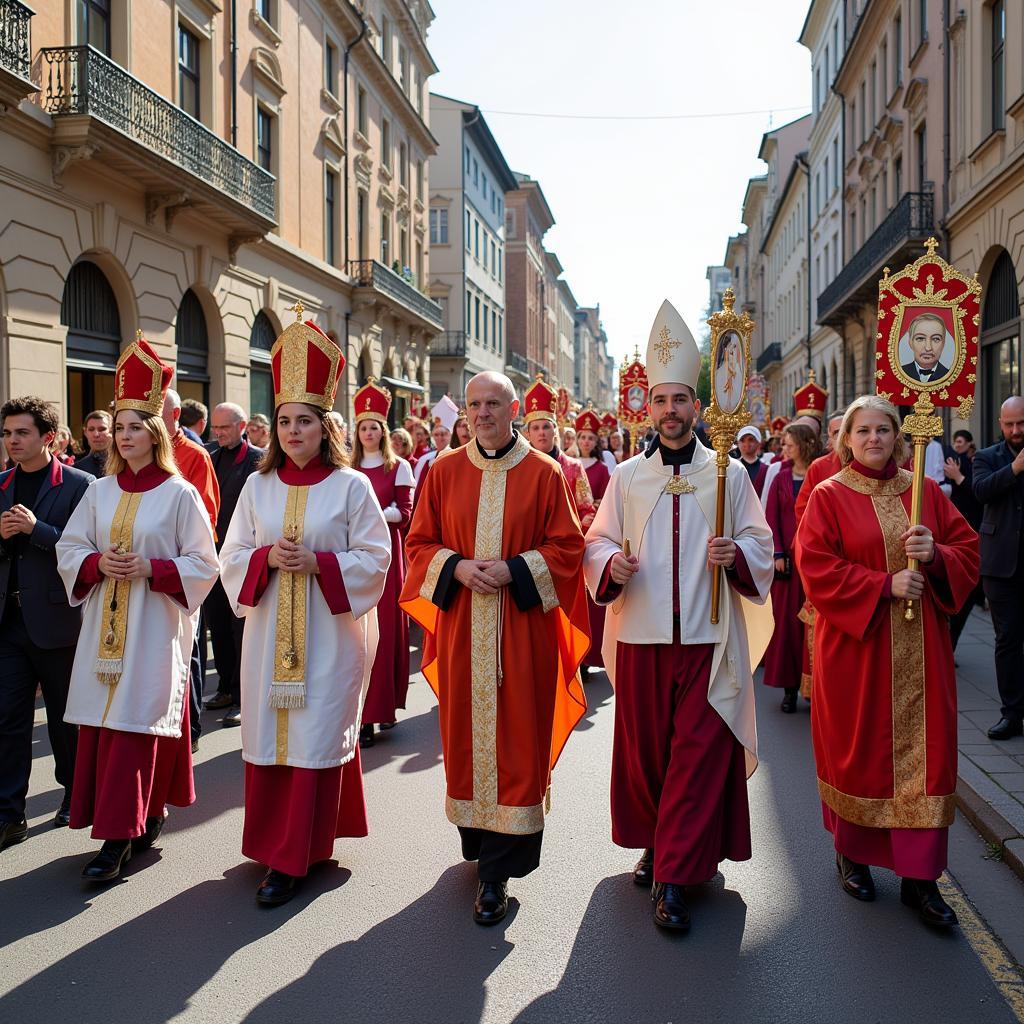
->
[360, 452, 385, 468]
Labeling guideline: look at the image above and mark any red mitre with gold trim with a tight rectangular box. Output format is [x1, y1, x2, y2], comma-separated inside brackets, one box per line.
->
[354, 377, 392, 424]
[600, 412, 618, 437]
[770, 415, 790, 435]
[575, 405, 602, 435]
[271, 303, 344, 411]
[793, 370, 828, 420]
[523, 374, 557, 424]
[115, 333, 173, 415]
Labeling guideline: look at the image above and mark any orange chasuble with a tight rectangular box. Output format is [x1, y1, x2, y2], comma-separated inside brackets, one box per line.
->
[796, 467, 978, 830]
[401, 433, 589, 835]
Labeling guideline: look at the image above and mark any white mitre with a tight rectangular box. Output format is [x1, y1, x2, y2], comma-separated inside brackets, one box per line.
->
[645, 299, 701, 391]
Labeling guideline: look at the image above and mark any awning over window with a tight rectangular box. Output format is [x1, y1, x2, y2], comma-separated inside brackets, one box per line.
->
[381, 375, 425, 394]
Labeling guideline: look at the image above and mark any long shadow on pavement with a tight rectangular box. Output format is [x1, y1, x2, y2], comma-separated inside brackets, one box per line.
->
[242, 863, 514, 1024]
[0, 861, 350, 1022]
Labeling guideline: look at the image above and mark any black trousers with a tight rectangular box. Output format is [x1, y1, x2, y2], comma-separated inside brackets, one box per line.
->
[203, 578, 243, 704]
[458, 826, 543, 882]
[188, 607, 206, 741]
[984, 568, 1024, 720]
[0, 603, 77, 822]
[949, 582, 986, 651]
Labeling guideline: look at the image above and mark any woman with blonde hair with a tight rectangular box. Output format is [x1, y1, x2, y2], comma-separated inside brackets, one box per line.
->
[220, 315, 390, 905]
[796, 394, 978, 929]
[352, 379, 415, 747]
[390, 427, 415, 465]
[57, 338, 219, 882]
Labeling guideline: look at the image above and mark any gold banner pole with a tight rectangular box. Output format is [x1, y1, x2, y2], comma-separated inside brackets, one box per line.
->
[710, 444, 729, 625]
[902, 393, 942, 621]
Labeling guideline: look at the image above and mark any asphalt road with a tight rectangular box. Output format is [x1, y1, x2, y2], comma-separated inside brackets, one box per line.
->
[3, 652, 1024, 1024]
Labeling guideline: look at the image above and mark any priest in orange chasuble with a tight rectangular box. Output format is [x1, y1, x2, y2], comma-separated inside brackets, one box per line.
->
[796, 396, 978, 929]
[401, 370, 589, 926]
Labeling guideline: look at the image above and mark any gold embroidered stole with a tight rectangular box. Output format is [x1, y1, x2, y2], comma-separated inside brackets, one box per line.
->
[268, 484, 310, 709]
[95, 490, 144, 687]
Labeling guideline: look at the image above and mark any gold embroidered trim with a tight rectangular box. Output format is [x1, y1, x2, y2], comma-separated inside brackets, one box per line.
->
[445, 795, 545, 835]
[818, 779, 955, 829]
[275, 708, 289, 765]
[574, 470, 594, 510]
[269, 485, 309, 708]
[420, 547, 457, 603]
[799, 602, 815, 700]
[464, 432, 531, 474]
[95, 489, 143, 694]
[833, 465, 913, 496]
[520, 549, 559, 614]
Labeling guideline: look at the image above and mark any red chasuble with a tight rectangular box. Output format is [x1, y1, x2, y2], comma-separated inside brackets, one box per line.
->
[796, 463, 978, 833]
[401, 435, 589, 835]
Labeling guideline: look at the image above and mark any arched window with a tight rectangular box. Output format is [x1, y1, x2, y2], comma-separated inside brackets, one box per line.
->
[175, 289, 209, 410]
[982, 249, 1021, 443]
[62, 259, 121, 432]
[250, 311, 276, 418]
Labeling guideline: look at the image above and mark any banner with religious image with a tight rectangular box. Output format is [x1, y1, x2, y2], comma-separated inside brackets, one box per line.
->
[617, 348, 649, 450]
[555, 386, 572, 427]
[745, 373, 770, 431]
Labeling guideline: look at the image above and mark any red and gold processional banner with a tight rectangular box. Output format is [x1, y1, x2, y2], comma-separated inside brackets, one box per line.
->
[617, 348, 649, 455]
[555, 386, 572, 428]
[745, 373, 771, 433]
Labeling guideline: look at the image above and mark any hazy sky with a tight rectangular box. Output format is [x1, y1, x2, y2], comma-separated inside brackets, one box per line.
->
[428, 0, 812, 364]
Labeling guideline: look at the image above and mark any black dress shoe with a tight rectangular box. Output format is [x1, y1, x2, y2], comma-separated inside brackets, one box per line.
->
[652, 882, 691, 931]
[53, 796, 72, 828]
[473, 881, 509, 925]
[900, 878, 958, 928]
[632, 848, 654, 887]
[359, 724, 375, 748]
[256, 869, 298, 906]
[204, 691, 234, 710]
[222, 707, 241, 727]
[131, 814, 166, 853]
[780, 689, 798, 714]
[82, 840, 131, 882]
[0, 818, 28, 850]
[987, 717, 1023, 741]
[836, 852, 876, 901]
[379, 721, 396, 731]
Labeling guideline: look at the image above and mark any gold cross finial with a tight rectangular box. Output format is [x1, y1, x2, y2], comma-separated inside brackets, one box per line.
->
[136, 329, 144, 340]
[723, 287, 735, 312]
[924, 237, 939, 257]
[292, 300, 304, 322]
[654, 325, 681, 365]
[807, 369, 816, 383]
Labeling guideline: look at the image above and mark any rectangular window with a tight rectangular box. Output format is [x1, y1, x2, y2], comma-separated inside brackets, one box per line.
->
[256, 106, 273, 172]
[400, 228, 408, 270]
[466, 290, 471, 333]
[850, 100, 857, 147]
[894, 155, 903, 197]
[474, 220, 479, 259]
[429, 207, 448, 245]
[78, 0, 111, 54]
[483, 232, 488, 270]
[895, 14, 903, 83]
[325, 168, 338, 265]
[357, 189, 368, 259]
[497, 247, 502, 282]
[380, 212, 390, 264]
[474, 296, 481, 339]
[382, 120, 391, 169]
[916, 125, 927, 187]
[918, 0, 927, 45]
[824, 156, 830, 198]
[881, 39, 888, 100]
[870, 60, 876, 125]
[483, 303, 489, 344]
[357, 86, 368, 135]
[325, 39, 337, 96]
[257, 0, 272, 23]
[498, 313, 503, 353]
[832, 138, 839, 189]
[178, 23, 200, 119]
[381, 16, 391, 66]
[416, 159, 424, 202]
[473, 158, 478, 186]
[491, 310, 497, 349]
[399, 141, 408, 187]
[992, 0, 1006, 132]
[465, 145, 471, 175]
[859, 81, 866, 140]
[415, 241, 423, 285]
[399, 44, 408, 91]
[465, 210, 471, 250]
[491, 239, 496, 275]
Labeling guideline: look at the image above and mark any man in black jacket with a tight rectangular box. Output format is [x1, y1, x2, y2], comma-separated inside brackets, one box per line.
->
[203, 403, 263, 726]
[0, 397, 93, 848]
[973, 397, 1024, 739]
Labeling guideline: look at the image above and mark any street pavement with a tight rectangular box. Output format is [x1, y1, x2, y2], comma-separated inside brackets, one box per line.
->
[3, 649, 1024, 1024]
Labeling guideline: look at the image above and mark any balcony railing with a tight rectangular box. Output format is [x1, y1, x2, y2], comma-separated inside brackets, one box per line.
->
[347, 259, 443, 329]
[0, 0, 32, 80]
[39, 46, 275, 221]
[506, 351, 528, 376]
[817, 191, 934, 325]
[430, 331, 467, 357]
[756, 342, 782, 372]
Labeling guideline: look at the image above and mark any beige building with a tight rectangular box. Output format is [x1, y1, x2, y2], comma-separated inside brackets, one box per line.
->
[817, 0, 942, 405]
[0, 0, 442, 434]
[947, 0, 1024, 444]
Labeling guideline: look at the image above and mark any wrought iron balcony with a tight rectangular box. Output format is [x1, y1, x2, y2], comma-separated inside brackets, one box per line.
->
[347, 259, 443, 331]
[817, 191, 934, 327]
[756, 342, 782, 372]
[0, 0, 37, 108]
[430, 331, 467, 357]
[506, 351, 529, 376]
[39, 46, 275, 236]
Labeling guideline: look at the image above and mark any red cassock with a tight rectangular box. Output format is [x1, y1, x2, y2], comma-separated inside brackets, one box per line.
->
[762, 462, 804, 689]
[582, 459, 611, 669]
[357, 460, 414, 724]
[796, 461, 979, 878]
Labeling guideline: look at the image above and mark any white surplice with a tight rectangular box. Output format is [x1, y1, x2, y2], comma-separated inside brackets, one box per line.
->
[583, 441, 775, 773]
[57, 475, 219, 737]
[219, 468, 391, 770]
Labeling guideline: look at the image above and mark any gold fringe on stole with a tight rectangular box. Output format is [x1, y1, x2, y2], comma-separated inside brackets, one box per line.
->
[269, 484, 310, 709]
[94, 490, 143, 687]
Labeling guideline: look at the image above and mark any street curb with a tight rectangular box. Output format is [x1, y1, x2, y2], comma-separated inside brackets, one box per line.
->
[956, 775, 1024, 881]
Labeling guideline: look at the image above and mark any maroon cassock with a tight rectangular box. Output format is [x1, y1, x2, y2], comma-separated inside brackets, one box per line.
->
[356, 460, 413, 724]
[596, 454, 760, 885]
[762, 462, 804, 689]
[583, 458, 611, 669]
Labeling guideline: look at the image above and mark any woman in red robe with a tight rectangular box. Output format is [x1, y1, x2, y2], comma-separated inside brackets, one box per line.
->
[353, 380, 415, 747]
[575, 409, 611, 677]
[796, 395, 978, 929]
[762, 423, 820, 712]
